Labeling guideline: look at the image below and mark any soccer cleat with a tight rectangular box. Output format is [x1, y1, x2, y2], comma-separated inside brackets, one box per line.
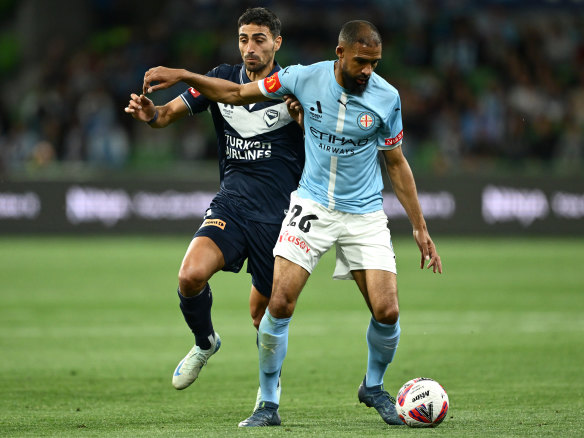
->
[358, 376, 405, 426]
[253, 376, 282, 412]
[172, 332, 221, 390]
[238, 401, 281, 427]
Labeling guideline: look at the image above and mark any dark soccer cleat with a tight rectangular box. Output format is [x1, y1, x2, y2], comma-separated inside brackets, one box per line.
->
[238, 401, 281, 427]
[358, 376, 405, 426]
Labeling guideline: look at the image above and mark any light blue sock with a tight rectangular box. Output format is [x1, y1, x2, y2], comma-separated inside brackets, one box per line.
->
[365, 317, 400, 387]
[258, 309, 291, 404]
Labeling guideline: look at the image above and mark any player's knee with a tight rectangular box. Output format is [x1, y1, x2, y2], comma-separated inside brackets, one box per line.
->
[373, 305, 399, 325]
[267, 293, 296, 318]
[178, 264, 209, 297]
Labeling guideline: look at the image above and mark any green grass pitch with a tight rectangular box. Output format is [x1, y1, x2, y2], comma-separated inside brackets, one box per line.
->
[1, 235, 583, 437]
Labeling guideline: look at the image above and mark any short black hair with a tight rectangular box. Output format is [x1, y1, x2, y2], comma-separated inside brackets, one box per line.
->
[338, 20, 382, 47]
[237, 7, 281, 38]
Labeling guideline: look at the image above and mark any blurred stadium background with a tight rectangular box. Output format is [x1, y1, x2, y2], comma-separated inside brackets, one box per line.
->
[0, 0, 583, 235]
[2, 2, 583, 436]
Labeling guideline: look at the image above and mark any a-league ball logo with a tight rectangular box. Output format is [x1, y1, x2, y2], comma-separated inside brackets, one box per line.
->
[358, 112, 375, 130]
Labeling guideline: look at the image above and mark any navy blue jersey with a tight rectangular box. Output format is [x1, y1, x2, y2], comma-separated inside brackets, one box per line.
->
[180, 63, 305, 224]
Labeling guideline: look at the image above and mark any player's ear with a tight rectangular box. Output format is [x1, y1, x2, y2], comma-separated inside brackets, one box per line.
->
[336, 45, 344, 59]
[274, 35, 282, 52]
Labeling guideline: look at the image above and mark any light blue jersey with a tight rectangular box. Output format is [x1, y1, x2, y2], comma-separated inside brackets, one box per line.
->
[259, 60, 403, 214]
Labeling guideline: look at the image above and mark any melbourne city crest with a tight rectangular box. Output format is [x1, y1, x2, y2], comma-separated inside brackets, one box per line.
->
[358, 112, 375, 130]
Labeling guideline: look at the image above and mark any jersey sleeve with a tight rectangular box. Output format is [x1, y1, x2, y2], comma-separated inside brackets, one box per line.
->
[377, 93, 404, 151]
[179, 66, 223, 115]
[258, 65, 299, 99]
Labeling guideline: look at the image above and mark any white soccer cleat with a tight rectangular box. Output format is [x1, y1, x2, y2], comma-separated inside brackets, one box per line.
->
[253, 376, 282, 412]
[172, 332, 221, 390]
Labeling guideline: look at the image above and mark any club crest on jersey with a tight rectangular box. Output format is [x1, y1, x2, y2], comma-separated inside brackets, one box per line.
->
[358, 112, 375, 130]
[264, 72, 281, 93]
[264, 109, 280, 127]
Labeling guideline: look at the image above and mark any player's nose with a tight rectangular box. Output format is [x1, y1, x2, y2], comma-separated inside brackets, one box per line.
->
[362, 64, 373, 75]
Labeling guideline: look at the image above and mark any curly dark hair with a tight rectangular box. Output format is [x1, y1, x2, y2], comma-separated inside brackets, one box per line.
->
[237, 7, 281, 38]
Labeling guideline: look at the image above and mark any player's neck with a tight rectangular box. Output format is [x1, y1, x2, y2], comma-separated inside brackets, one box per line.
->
[246, 61, 276, 82]
[333, 61, 345, 89]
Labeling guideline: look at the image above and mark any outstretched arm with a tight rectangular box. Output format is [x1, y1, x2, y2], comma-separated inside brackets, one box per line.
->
[382, 147, 442, 273]
[124, 94, 188, 128]
[142, 66, 269, 105]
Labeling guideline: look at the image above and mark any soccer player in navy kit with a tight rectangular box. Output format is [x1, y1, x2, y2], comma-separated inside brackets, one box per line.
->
[142, 20, 442, 427]
[125, 8, 304, 406]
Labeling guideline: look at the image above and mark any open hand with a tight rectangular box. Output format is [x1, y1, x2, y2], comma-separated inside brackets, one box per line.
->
[413, 229, 443, 274]
[124, 93, 156, 122]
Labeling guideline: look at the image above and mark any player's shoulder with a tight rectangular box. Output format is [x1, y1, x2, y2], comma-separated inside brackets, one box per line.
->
[208, 63, 244, 80]
[369, 73, 400, 99]
[362, 74, 401, 119]
[306, 60, 334, 70]
[280, 60, 332, 76]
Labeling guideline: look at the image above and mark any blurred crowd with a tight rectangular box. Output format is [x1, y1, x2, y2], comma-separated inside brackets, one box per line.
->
[0, 0, 583, 177]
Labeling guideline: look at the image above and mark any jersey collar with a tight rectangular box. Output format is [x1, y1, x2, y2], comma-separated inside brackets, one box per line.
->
[240, 61, 281, 84]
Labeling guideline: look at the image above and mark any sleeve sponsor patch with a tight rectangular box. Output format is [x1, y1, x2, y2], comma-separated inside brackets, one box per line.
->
[188, 87, 201, 98]
[263, 72, 282, 93]
[384, 130, 403, 146]
[201, 218, 226, 230]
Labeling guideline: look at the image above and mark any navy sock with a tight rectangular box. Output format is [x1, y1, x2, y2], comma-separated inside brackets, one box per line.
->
[178, 284, 214, 350]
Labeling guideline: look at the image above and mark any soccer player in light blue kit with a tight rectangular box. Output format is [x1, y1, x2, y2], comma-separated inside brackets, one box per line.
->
[144, 20, 442, 428]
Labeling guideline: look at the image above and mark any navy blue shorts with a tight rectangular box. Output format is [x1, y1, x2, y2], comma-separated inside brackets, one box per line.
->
[194, 198, 280, 298]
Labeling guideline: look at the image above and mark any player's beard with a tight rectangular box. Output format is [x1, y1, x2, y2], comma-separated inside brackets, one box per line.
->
[341, 68, 369, 95]
[244, 46, 275, 73]
[244, 56, 269, 73]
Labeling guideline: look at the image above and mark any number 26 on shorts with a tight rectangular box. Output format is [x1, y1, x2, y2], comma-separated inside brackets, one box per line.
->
[286, 205, 318, 233]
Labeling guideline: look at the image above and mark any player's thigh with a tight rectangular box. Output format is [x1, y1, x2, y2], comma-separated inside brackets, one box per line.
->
[269, 255, 311, 318]
[353, 269, 399, 324]
[333, 209, 396, 280]
[274, 191, 341, 275]
[180, 235, 225, 281]
[193, 204, 248, 274]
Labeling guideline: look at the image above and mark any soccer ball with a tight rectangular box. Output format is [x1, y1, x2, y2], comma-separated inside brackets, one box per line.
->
[395, 377, 449, 427]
